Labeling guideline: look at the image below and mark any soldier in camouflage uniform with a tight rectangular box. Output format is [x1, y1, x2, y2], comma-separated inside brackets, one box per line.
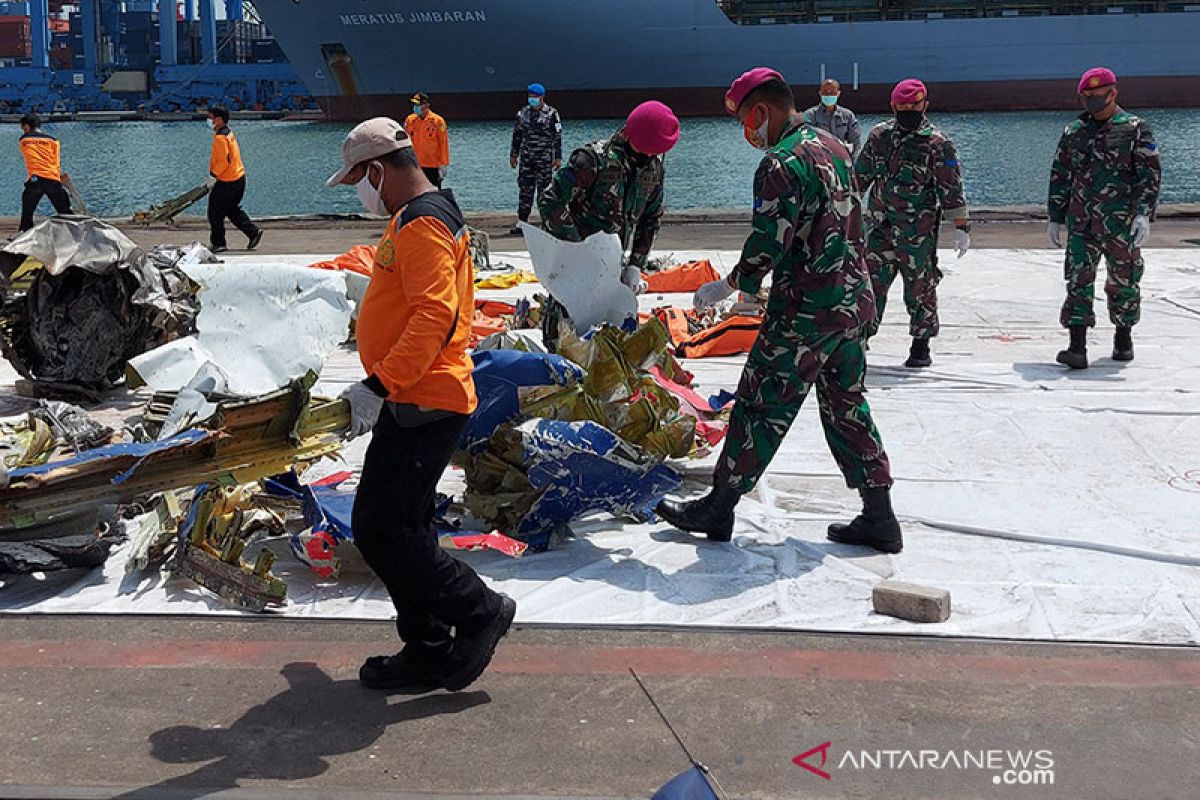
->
[536, 101, 679, 350]
[855, 78, 971, 368]
[657, 68, 901, 554]
[509, 83, 562, 234]
[1048, 67, 1161, 369]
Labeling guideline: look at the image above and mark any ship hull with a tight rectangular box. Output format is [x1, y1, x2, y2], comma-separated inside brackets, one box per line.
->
[252, 1, 1200, 120]
[316, 75, 1200, 121]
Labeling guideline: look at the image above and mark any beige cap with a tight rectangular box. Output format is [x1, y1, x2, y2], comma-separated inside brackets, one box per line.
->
[326, 117, 412, 187]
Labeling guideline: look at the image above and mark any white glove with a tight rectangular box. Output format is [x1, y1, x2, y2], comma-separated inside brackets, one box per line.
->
[953, 228, 970, 259]
[1131, 214, 1151, 247]
[694, 278, 736, 311]
[438, 165, 448, 180]
[203, 175, 217, 190]
[339, 381, 385, 440]
[1047, 221, 1064, 248]
[621, 264, 647, 295]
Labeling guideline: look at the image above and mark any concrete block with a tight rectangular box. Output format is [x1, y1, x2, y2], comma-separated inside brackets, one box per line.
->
[873, 580, 951, 623]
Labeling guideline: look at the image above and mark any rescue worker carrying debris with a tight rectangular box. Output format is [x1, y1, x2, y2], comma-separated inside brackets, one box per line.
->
[657, 68, 902, 555]
[17, 113, 73, 232]
[326, 118, 515, 693]
[1047, 67, 1161, 369]
[510, 82, 563, 234]
[855, 79, 970, 368]
[537, 100, 680, 350]
[205, 105, 262, 253]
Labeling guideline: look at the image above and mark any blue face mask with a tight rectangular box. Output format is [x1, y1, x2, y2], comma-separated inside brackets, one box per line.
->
[413, 104, 423, 116]
[528, 96, 541, 107]
[821, 95, 838, 107]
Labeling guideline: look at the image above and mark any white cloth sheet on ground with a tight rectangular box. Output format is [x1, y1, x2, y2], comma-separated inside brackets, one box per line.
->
[3, 248, 1199, 645]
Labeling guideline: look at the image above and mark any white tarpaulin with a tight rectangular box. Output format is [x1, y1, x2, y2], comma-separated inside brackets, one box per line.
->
[520, 222, 638, 334]
[3, 249, 1199, 645]
[127, 260, 352, 396]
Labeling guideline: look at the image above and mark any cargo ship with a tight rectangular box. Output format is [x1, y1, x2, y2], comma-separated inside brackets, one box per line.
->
[252, 0, 1200, 120]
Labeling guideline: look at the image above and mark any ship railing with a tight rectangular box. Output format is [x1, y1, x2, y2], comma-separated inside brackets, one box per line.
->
[719, 0, 1179, 21]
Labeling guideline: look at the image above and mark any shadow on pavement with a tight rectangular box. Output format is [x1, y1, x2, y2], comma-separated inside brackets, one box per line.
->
[114, 661, 489, 799]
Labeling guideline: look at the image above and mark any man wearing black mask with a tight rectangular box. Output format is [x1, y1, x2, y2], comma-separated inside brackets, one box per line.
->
[856, 78, 970, 369]
[1047, 67, 1160, 369]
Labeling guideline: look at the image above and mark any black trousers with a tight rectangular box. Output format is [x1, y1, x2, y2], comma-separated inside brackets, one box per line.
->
[207, 176, 259, 249]
[422, 167, 443, 188]
[19, 177, 72, 231]
[351, 406, 500, 657]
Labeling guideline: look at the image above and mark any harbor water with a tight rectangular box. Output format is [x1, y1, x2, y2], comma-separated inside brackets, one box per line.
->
[3, 109, 1199, 219]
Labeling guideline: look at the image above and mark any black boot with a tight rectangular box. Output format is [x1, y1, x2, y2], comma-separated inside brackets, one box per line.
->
[904, 337, 932, 368]
[656, 486, 740, 542]
[827, 487, 903, 554]
[359, 644, 450, 692]
[1112, 326, 1134, 362]
[1055, 325, 1088, 370]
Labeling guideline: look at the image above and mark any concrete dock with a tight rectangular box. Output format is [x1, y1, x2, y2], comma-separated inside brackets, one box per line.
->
[3, 207, 1199, 256]
[1, 215, 1198, 799]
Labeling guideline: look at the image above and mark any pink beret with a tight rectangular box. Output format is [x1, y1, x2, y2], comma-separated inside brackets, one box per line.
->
[625, 101, 680, 156]
[1077, 67, 1116, 94]
[891, 78, 928, 105]
[725, 67, 785, 115]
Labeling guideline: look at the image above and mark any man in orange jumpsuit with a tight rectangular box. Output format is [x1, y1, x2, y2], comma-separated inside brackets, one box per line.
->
[205, 105, 262, 253]
[327, 117, 514, 693]
[404, 92, 450, 188]
[17, 113, 73, 232]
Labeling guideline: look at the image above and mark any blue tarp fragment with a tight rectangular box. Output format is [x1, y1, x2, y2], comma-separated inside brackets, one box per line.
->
[461, 349, 585, 452]
[514, 419, 681, 548]
[652, 766, 720, 800]
[707, 390, 737, 413]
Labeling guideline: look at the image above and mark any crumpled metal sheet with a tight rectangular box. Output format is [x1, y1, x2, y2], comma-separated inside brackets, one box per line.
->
[0, 506, 124, 574]
[0, 217, 140, 277]
[0, 383, 347, 533]
[461, 349, 586, 453]
[463, 419, 681, 552]
[0, 218, 201, 391]
[520, 222, 638, 334]
[263, 470, 528, 579]
[170, 483, 287, 612]
[127, 261, 352, 397]
[525, 320, 697, 460]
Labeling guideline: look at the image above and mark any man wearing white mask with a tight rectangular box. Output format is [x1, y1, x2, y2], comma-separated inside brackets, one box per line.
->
[803, 78, 861, 155]
[325, 118, 515, 694]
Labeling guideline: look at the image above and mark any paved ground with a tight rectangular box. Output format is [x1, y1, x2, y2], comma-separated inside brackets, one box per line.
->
[1, 616, 1197, 799]
[3, 212, 1199, 255]
[1, 213, 1197, 798]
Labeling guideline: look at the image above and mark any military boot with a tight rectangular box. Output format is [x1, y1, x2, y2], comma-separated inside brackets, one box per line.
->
[656, 486, 740, 542]
[1112, 326, 1134, 362]
[1056, 325, 1088, 370]
[904, 337, 932, 368]
[827, 487, 903, 554]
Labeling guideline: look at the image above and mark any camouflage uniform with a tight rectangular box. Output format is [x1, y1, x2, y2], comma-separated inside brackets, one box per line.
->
[511, 102, 563, 222]
[1048, 110, 1160, 329]
[538, 131, 665, 347]
[855, 118, 968, 339]
[716, 118, 892, 496]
